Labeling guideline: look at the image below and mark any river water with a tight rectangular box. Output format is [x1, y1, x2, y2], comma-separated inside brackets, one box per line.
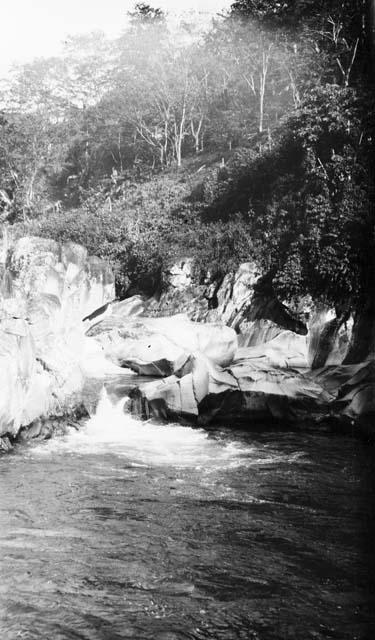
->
[0, 386, 374, 640]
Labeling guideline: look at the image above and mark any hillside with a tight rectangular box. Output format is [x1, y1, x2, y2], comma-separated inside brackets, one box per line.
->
[1, 0, 373, 327]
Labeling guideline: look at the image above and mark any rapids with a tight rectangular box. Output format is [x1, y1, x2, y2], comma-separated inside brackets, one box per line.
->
[0, 388, 374, 639]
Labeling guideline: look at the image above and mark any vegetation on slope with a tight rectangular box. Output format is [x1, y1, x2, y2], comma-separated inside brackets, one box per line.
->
[0, 1, 373, 312]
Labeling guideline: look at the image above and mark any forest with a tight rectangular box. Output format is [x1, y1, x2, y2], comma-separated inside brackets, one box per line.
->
[0, 0, 374, 311]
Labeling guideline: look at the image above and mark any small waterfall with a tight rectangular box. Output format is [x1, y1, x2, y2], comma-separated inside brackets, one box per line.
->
[29, 388, 308, 472]
[31, 387, 253, 468]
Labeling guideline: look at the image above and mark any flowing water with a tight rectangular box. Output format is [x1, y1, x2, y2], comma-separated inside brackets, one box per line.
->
[0, 385, 374, 640]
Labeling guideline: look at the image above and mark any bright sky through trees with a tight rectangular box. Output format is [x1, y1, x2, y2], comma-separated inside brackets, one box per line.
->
[1, 0, 231, 77]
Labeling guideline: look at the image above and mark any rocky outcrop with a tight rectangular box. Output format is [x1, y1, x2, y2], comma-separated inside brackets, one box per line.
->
[129, 351, 375, 431]
[86, 312, 238, 374]
[3, 235, 369, 445]
[344, 297, 375, 364]
[80, 279, 374, 434]
[70, 254, 372, 434]
[146, 261, 362, 370]
[0, 230, 116, 445]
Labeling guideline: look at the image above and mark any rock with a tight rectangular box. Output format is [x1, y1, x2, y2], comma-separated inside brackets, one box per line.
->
[130, 352, 331, 425]
[79, 336, 131, 378]
[130, 355, 235, 421]
[83, 295, 145, 324]
[0, 436, 13, 453]
[344, 297, 375, 364]
[237, 319, 285, 348]
[306, 306, 353, 368]
[146, 260, 365, 369]
[219, 269, 308, 337]
[207, 262, 262, 325]
[0, 318, 37, 436]
[105, 332, 190, 377]
[167, 258, 194, 290]
[235, 331, 309, 369]
[314, 360, 375, 421]
[2, 228, 372, 440]
[145, 316, 237, 367]
[146, 284, 209, 321]
[148, 262, 307, 333]
[0, 227, 116, 440]
[90, 313, 238, 371]
[145, 262, 261, 324]
[130, 343, 374, 429]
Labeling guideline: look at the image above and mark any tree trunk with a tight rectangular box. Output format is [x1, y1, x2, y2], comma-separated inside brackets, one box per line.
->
[117, 130, 123, 172]
[175, 136, 182, 167]
[344, 297, 375, 364]
[259, 49, 270, 134]
[191, 116, 203, 154]
[174, 103, 186, 168]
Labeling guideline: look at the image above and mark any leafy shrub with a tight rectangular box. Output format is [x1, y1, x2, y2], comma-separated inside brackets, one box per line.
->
[198, 85, 375, 308]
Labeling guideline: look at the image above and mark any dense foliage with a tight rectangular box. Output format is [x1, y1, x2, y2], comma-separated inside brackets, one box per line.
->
[1, 0, 374, 310]
[203, 85, 374, 306]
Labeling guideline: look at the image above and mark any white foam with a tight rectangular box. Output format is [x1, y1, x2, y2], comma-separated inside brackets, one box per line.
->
[30, 389, 308, 470]
[31, 388, 253, 468]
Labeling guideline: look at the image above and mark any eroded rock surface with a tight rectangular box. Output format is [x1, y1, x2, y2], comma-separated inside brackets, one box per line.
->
[87, 312, 238, 374]
[76, 254, 374, 433]
[146, 260, 371, 370]
[85, 282, 373, 432]
[3, 236, 371, 444]
[130, 352, 375, 430]
[0, 230, 116, 443]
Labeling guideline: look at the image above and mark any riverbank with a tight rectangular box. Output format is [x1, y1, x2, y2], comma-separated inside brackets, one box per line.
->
[1, 233, 374, 452]
[0, 232, 119, 449]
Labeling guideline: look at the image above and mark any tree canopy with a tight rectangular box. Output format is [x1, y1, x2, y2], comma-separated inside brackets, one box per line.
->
[1, 1, 373, 311]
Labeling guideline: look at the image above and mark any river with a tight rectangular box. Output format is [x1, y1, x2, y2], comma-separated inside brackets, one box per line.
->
[0, 384, 374, 640]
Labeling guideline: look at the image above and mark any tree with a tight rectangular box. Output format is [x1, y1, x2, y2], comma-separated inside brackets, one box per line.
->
[202, 83, 374, 311]
[128, 3, 166, 25]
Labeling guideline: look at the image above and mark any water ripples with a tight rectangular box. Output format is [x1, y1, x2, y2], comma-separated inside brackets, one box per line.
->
[1, 389, 374, 639]
[28, 389, 306, 472]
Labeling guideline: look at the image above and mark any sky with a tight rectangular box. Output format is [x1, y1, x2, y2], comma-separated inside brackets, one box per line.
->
[1, 0, 232, 77]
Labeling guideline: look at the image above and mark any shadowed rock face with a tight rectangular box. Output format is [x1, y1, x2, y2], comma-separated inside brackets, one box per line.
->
[0, 231, 115, 441]
[146, 260, 373, 369]
[147, 263, 307, 331]
[344, 297, 375, 364]
[129, 352, 375, 430]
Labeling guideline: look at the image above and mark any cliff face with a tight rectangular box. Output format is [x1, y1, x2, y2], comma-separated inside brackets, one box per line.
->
[147, 261, 359, 368]
[0, 231, 115, 446]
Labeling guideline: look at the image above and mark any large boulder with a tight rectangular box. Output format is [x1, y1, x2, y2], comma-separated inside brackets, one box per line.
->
[103, 332, 191, 377]
[0, 229, 116, 440]
[88, 312, 238, 373]
[235, 331, 309, 369]
[83, 294, 146, 326]
[129, 352, 331, 425]
[313, 360, 375, 423]
[130, 349, 375, 430]
[6, 236, 114, 322]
